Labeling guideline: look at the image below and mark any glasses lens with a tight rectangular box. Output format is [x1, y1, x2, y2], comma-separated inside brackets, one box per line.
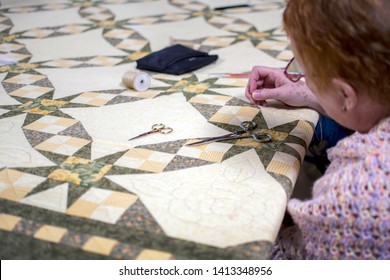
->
[286, 58, 304, 81]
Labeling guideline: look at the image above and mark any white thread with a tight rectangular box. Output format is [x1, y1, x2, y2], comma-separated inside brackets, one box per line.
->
[122, 71, 150, 92]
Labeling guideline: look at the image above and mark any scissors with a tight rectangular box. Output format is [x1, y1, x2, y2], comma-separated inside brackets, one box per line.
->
[128, 123, 173, 140]
[186, 121, 272, 146]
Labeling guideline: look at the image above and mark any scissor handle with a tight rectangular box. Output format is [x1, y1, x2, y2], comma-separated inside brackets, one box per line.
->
[152, 123, 173, 134]
[240, 121, 257, 132]
[251, 132, 272, 143]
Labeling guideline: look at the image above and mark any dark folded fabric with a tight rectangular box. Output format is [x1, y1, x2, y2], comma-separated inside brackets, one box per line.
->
[136, 44, 218, 75]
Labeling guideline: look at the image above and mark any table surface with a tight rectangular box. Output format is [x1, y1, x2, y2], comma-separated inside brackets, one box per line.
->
[0, 0, 318, 259]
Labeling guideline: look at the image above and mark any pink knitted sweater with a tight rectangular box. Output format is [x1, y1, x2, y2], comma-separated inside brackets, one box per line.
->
[271, 116, 390, 259]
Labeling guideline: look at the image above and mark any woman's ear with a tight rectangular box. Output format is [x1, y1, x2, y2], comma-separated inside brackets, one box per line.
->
[332, 78, 358, 112]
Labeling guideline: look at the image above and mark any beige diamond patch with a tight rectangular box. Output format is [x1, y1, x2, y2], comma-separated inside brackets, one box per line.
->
[266, 152, 300, 183]
[34, 225, 68, 243]
[209, 106, 260, 125]
[41, 59, 83, 68]
[67, 188, 137, 224]
[23, 115, 78, 134]
[57, 24, 89, 34]
[116, 39, 149, 51]
[120, 90, 159, 99]
[71, 91, 116, 106]
[34, 135, 91, 156]
[87, 13, 112, 21]
[83, 236, 118, 256]
[104, 28, 135, 39]
[0, 24, 10, 33]
[0, 169, 46, 202]
[128, 17, 159, 25]
[257, 40, 289, 51]
[289, 120, 314, 146]
[161, 13, 189, 21]
[189, 94, 232, 106]
[223, 23, 252, 33]
[0, 214, 22, 231]
[23, 28, 54, 38]
[115, 148, 175, 173]
[0, 43, 24, 52]
[202, 37, 235, 47]
[4, 73, 46, 85]
[178, 141, 233, 163]
[87, 56, 121, 66]
[9, 85, 52, 99]
[136, 249, 172, 260]
[1, 53, 30, 63]
[208, 16, 236, 25]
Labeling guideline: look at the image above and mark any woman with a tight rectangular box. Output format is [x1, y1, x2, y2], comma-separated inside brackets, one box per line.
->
[246, 0, 390, 259]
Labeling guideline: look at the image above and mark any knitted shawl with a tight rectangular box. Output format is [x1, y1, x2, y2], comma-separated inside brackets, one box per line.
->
[271, 116, 390, 259]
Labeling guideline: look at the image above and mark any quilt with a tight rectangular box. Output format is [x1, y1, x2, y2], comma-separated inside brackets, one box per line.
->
[0, 0, 319, 259]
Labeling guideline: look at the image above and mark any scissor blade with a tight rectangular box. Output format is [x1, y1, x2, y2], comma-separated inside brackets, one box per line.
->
[128, 134, 143, 140]
[232, 132, 273, 143]
[186, 134, 237, 146]
[128, 131, 154, 140]
[186, 138, 217, 146]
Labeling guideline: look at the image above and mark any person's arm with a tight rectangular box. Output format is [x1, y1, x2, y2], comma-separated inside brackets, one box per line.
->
[245, 66, 326, 115]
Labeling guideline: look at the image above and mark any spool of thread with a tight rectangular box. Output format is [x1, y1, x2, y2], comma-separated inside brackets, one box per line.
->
[122, 71, 150, 92]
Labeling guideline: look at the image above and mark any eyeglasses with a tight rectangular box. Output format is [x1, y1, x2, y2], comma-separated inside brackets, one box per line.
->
[284, 57, 305, 82]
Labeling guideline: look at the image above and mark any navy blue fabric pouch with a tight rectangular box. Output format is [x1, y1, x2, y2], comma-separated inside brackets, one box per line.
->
[136, 44, 218, 75]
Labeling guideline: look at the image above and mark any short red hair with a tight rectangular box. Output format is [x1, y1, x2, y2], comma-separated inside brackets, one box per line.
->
[283, 0, 390, 104]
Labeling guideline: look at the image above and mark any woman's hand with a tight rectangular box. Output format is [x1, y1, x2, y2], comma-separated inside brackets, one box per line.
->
[245, 66, 324, 113]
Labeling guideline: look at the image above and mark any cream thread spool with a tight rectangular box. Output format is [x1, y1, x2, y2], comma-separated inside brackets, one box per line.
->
[122, 71, 150, 92]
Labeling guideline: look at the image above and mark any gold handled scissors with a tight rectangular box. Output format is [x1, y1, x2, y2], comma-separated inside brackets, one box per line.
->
[128, 123, 173, 140]
[186, 121, 272, 146]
